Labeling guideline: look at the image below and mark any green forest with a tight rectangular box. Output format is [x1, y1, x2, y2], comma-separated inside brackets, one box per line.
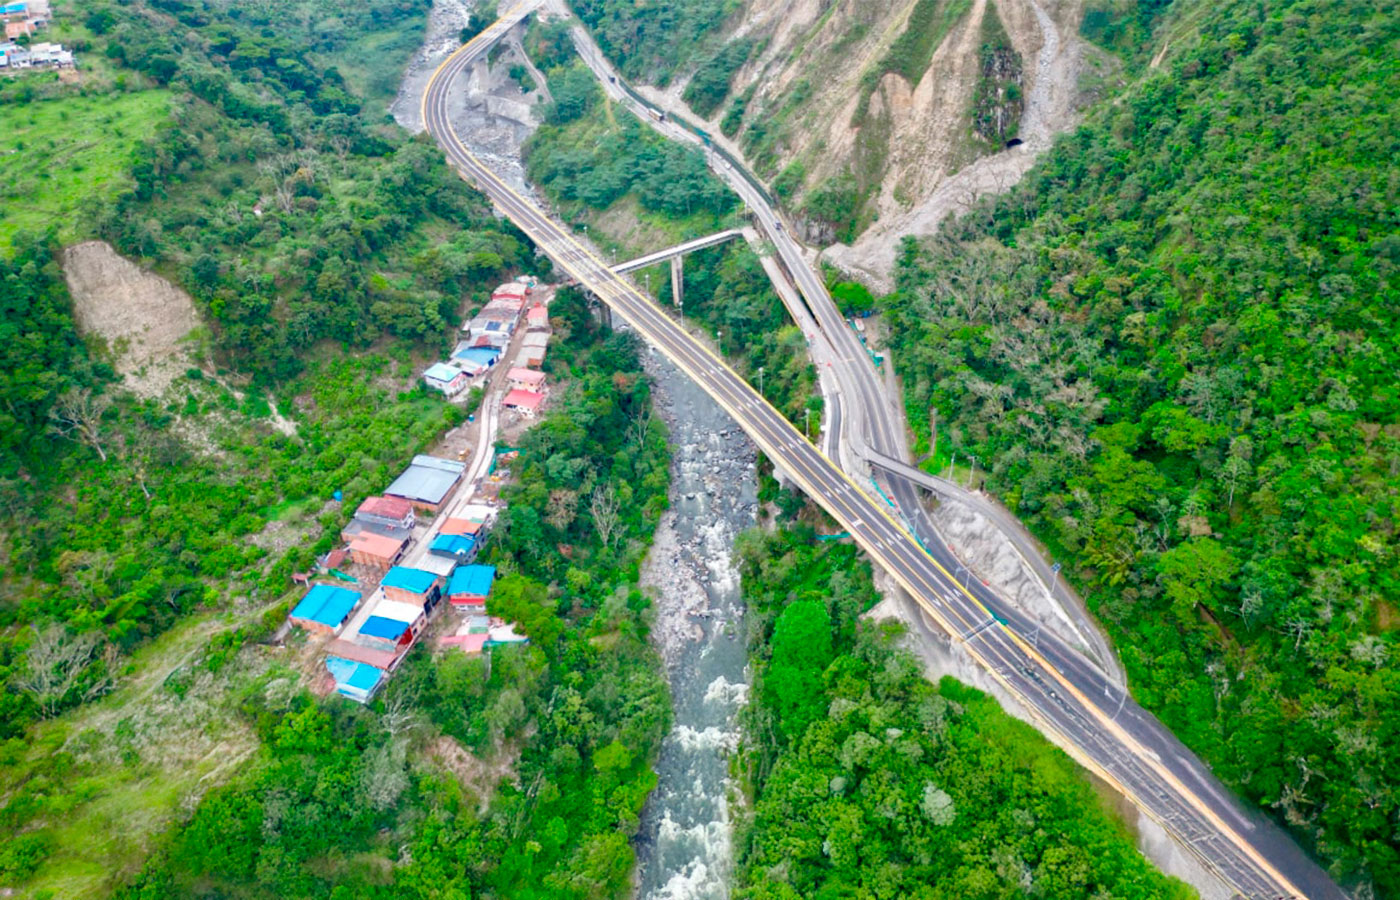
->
[571, 0, 733, 86]
[887, 0, 1398, 892]
[733, 525, 1194, 899]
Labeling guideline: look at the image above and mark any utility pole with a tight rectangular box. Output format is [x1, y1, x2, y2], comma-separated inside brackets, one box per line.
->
[930, 406, 937, 464]
[968, 454, 978, 489]
[948, 450, 957, 481]
[804, 407, 811, 440]
[644, 271, 650, 297]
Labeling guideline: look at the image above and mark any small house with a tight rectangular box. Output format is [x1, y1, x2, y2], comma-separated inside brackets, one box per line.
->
[429, 532, 477, 563]
[289, 584, 362, 635]
[354, 615, 416, 653]
[355, 495, 416, 531]
[5, 20, 32, 39]
[386, 455, 466, 512]
[348, 531, 406, 570]
[507, 367, 546, 393]
[503, 388, 544, 417]
[517, 331, 550, 368]
[464, 312, 516, 348]
[424, 362, 470, 397]
[526, 305, 549, 332]
[325, 656, 385, 704]
[447, 564, 495, 610]
[381, 565, 441, 610]
[492, 282, 529, 303]
[439, 517, 483, 538]
[452, 344, 501, 377]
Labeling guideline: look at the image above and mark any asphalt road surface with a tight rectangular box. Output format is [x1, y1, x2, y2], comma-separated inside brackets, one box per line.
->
[422, 10, 1344, 899]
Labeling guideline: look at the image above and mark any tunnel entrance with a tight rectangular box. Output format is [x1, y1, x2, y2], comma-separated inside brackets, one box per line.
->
[1005, 138, 1024, 148]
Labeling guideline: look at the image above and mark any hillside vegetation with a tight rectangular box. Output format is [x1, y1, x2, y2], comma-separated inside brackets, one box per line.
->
[888, 0, 1399, 891]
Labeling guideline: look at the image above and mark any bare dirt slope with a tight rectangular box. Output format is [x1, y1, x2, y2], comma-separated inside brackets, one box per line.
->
[702, 0, 1093, 290]
[825, 0, 1091, 290]
[62, 241, 201, 399]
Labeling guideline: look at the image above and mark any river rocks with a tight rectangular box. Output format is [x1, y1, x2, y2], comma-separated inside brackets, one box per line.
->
[636, 353, 757, 900]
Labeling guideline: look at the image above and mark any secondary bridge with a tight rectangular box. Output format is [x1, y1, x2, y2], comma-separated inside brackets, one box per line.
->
[421, 9, 1343, 899]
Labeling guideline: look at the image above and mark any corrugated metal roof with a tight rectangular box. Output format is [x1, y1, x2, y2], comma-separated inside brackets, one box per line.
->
[503, 389, 544, 410]
[448, 564, 495, 597]
[508, 367, 545, 385]
[439, 517, 482, 536]
[454, 345, 500, 364]
[358, 495, 412, 520]
[424, 362, 461, 382]
[290, 584, 361, 627]
[382, 566, 437, 594]
[386, 456, 464, 504]
[348, 531, 406, 557]
[522, 332, 550, 348]
[442, 632, 489, 653]
[325, 639, 397, 669]
[360, 616, 410, 640]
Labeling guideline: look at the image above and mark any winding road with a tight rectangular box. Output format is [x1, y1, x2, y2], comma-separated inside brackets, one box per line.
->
[420, 8, 1344, 898]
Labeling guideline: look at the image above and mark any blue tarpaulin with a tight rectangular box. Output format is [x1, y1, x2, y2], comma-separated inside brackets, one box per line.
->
[430, 533, 476, 557]
[359, 615, 410, 641]
[290, 584, 361, 628]
[325, 656, 384, 693]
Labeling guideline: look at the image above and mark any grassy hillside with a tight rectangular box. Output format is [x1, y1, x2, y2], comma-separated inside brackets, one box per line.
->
[887, 0, 1398, 892]
[0, 92, 170, 251]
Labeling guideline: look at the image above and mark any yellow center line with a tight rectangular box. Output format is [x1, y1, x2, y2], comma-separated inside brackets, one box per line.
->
[420, 24, 1307, 899]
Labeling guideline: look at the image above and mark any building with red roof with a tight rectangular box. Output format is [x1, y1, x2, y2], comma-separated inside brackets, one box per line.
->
[503, 388, 544, 417]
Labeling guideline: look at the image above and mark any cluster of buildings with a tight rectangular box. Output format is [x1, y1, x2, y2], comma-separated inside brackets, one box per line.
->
[287, 452, 526, 703]
[289, 274, 567, 703]
[0, 2, 72, 71]
[421, 281, 553, 418]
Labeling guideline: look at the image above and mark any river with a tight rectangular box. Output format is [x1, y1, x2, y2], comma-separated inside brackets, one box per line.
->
[636, 351, 757, 900]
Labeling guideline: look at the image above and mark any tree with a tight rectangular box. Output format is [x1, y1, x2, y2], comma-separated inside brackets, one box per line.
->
[589, 483, 620, 548]
[48, 388, 112, 461]
[764, 600, 834, 742]
[16, 625, 107, 717]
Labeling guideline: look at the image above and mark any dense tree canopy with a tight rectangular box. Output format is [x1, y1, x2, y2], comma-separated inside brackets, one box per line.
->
[888, 0, 1398, 891]
[734, 528, 1194, 899]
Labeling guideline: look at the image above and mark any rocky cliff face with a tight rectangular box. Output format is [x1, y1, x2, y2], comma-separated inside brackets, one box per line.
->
[668, 0, 1096, 279]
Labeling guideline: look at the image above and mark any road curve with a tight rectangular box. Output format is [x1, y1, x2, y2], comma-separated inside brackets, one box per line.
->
[421, 12, 1343, 900]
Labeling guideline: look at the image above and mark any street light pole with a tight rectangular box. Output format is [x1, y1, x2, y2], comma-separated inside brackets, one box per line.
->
[758, 366, 764, 397]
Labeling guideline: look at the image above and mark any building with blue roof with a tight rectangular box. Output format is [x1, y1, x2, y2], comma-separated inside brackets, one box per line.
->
[360, 615, 411, 641]
[382, 565, 441, 612]
[289, 584, 362, 634]
[429, 532, 477, 562]
[325, 656, 385, 704]
[447, 564, 495, 609]
[423, 362, 469, 397]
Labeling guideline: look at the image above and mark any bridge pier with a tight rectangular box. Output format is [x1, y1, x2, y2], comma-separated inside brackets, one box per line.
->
[670, 256, 684, 310]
